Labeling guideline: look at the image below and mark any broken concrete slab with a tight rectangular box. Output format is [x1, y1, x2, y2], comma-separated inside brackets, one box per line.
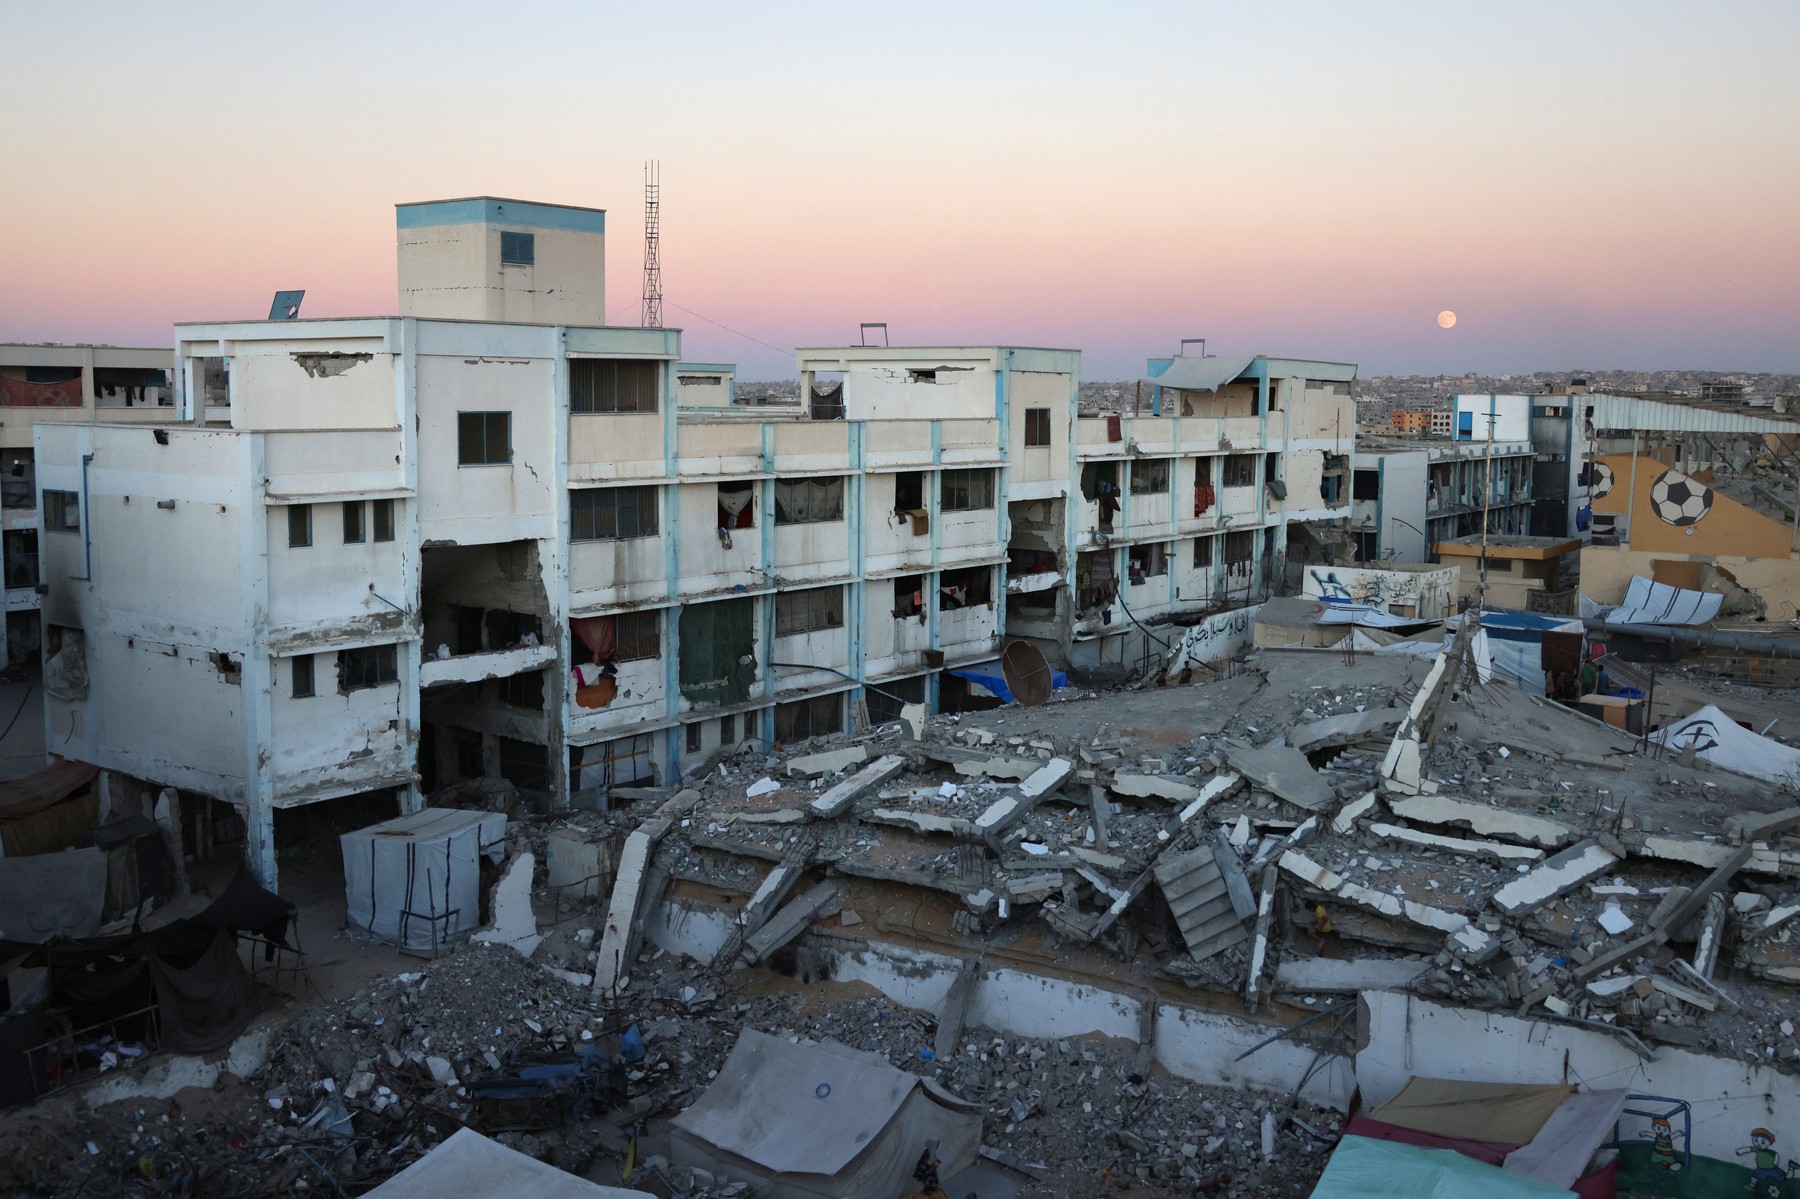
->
[1019, 757, 1074, 799]
[1087, 783, 1111, 849]
[863, 808, 976, 838]
[975, 760, 1073, 846]
[1279, 849, 1474, 935]
[900, 702, 927, 740]
[545, 830, 608, 900]
[1155, 844, 1251, 962]
[1226, 742, 1335, 811]
[1243, 866, 1279, 1008]
[594, 796, 695, 997]
[719, 808, 808, 825]
[1272, 956, 1430, 994]
[1288, 707, 1406, 753]
[741, 880, 846, 964]
[472, 852, 541, 958]
[1368, 821, 1545, 864]
[1386, 794, 1573, 848]
[745, 777, 781, 798]
[808, 754, 908, 818]
[1490, 840, 1622, 918]
[1640, 835, 1798, 876]
[1109, 774, 1201, 803]
[786, 745, 868, 778]
[948, 755, 1040, 781]
[934, 957, 983, 1059]
[1723, 805, 1800, 845]
[1331, 790, 1379, 836]
[1160, 772, 1244, 842]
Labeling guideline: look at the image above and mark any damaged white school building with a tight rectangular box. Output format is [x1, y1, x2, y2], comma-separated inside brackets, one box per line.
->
[32, 196, 1356, 886]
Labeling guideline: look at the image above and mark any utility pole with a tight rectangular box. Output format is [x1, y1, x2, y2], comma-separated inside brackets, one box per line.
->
[641, 161, 663, 329]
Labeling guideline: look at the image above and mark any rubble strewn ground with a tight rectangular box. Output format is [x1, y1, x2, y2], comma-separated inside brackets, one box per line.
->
[9, 643, 1800, 1197]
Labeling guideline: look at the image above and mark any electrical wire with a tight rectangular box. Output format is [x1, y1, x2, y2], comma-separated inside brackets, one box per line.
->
[665, 300, 794, 359]
[0, 675, 37, 744]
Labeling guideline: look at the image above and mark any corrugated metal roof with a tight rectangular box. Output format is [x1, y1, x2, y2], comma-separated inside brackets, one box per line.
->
[1587, 393, 1800, 434]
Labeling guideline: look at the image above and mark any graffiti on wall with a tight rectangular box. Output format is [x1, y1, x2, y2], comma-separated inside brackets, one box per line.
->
[1303, 567, 1453, 619]
[1614, 1097, 1800, 1199]
[1173, 604, 1258, 666]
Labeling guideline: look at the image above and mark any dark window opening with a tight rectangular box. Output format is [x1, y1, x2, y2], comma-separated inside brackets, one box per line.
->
[23, 366, 81, 385]
[686, 722, 703, 753]
[570, 359, 660, 414]
[717, 481, 755, 530]
[775, 693, 842, 745]
[1025, 407, 1052, 447]
[939, 566, 993, 609]
[865, 675, 926, 728]
[286, 503, 311, 548]
[893, 574, 925, 619]
[44, 489, 80, 533]
[893, 471, 924, 515]
[1352, 469, 1380, 501]
[1131, 458, 1171, 495]
[1224, 529, 1255, 565]
[373, 498, 396, 542]
[940, 469, 995, 512]
[501, 670, 544, 710]
[774, 476, 845, 524]
[719, 714, 736, 744]
[457, 411, 511, 466]
[1222, 454, 1258, 488]
[500, 230, 535, 265]
[1127, 541, 1171, 584]
[573, 486, 660, 540]
[484, 609, 542, 650]
[338, 644, 399, 691]
[775, 586, 845, 637]
[291, 655, 314, 698]
[1194, 536, 1215, 568]
[342, 501, 365, 544]
[1355, 531, 1380, 563]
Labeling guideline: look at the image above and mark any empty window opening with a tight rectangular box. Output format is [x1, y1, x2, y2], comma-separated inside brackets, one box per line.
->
[1222, 454, 1258, 488]
[774, 476, 845, 524]
[342, 500, 366, 544]
[291, 654, 315, 698]
[373, 498, 396, 542]
[289, 500, 315, 547]
[717, 481, 755, 531]
[940, 469, 995, 513]
[893, 574, 925, 619]
[893, 471, 924, 518]
[686, 722, 703, 753]
[719, 714, 736, 744]
[457, 411, 511, 466]
[485, 609, 542, 651]
[1127, 541, 1171, 584]
[199, 358, 230, 408]
[1079, 461, 1121, 532]
[1194, 535, 1215, 568]
[500, 230, 535, 265]
[570, 359, 660, 414]
[1352, 469, 1380, 501]
[776, 693, 842, 745]
[1130, 458, 1171, 495]
[1025, 407, 1052, 447]
[1193, 457, 1217, 516]
[44, 489, 80, 533]
[809, 372, 845, 421]
[573, 485, 660, 540]
[570, 733, 657, 793]
[339, 644, 398, 691]
[865, 674, 926, 729]
[1224, 529, 1255, 566]
[939, 566, 993, 609]
[775, 586, 845, 637]
[500, 670, 544, 711]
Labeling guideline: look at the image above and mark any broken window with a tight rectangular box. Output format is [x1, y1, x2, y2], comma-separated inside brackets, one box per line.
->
[1352, 469, 1380, 501]
[1193, 457, 1217, 516]
[338, 644, 398, 691]
[1193, 536, 1215, 568]
[940, 469, 995, 512]
[893, 574, 925, 619]
[1224, 529, 1255, 566]
[500, 230, 535, 265]
[717, 481, 755, 530]
[342, 501, 366, 544]
[808, 378, 845, 421]
[1355, 531, 1380, 562]
[939, 566, 992, 609]
[686, 722, 703, 753]
[720, 714, 736, 743]
[457, 411, 511, 465]
[502, 670, 544, 710]
[775, 586, 844, 637]
[373, 499, 396, 542]
[1222, 454, 1258, 488]
[199, 357, 230, 408]
[570, 734, 657, 791]
[1025, 407, 1052, 447]
[43, 489, 79, 533]
[1130, 458, 1171, 495]
[291, 654, 314, 698]
[893, 471, 924, 519]
[775, 693, 842, 744]
[774, 476, 844, 524]
[1127, 542, 1170, 583]
[572, 485, 660, 541]
[570, 359, 660, 414]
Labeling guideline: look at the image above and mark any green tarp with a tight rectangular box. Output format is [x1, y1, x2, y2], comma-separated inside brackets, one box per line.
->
[1310, 1136, 1576, 1199]
[679, 598, 756, 707]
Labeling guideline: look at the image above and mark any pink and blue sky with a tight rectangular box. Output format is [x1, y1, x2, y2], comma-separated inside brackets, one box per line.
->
[2, 1, 1796, 379]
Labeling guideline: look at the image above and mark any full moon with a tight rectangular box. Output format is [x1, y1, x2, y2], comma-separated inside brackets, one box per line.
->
[1437, 310, 1457, 329]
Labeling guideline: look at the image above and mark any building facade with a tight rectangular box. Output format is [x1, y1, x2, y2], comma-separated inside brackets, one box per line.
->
[1350, 437, 1536, 563]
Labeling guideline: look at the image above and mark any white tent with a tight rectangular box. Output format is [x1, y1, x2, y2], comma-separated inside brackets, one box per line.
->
[363, 1128, 652, 1198]
[340, 808, 506, 951]
[671, 1028, 982, 1199]
[1651, 705, 1800, 787]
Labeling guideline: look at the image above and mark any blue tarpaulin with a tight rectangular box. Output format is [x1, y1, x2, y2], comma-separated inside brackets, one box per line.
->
[946, 665, 1067, 705]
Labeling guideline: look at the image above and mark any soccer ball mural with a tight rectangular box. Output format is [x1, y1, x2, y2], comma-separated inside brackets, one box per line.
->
[1649, 469, 1713, 527]
[1589, 461, 1614, 500]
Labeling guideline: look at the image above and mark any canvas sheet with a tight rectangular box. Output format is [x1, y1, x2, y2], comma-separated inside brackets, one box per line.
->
[1607, 576, 1722, 627]
[1503, 1088, 1629, 1188]
[341, 809, 505, 950]
[1310, 1135, 1576, 1198]
[1650, 705, 1800, 786]
[365, 1128, 652, 1198]
[1142, 354, 1256, 393]
[1372, 1077, 1575, 1145]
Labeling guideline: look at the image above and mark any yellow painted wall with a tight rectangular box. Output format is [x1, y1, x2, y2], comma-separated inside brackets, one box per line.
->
[1581, 544, 1800, 613]
[1593, 453, 1792, 557]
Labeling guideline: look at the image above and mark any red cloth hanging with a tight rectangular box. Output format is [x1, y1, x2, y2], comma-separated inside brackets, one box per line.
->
[1194, 484, 1216, 516]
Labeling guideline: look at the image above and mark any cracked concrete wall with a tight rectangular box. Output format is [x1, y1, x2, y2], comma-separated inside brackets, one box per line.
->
[228, 342, 395, 431]
[416, 354, 557, 542]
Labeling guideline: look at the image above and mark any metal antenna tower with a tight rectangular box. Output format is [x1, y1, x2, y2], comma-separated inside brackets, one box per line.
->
[641, 161, 663, 328]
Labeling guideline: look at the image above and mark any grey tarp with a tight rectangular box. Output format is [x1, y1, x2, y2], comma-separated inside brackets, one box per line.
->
[1606, 575, 1723, 626]
[340, 809, 506, 951]
[1502, 1088, 1629, 1189]
[0, 846, 105, 941]
[1141, 354, 1256, 393]
[364, 1127, 653, 1198]
[670, 1028, 982, 1199]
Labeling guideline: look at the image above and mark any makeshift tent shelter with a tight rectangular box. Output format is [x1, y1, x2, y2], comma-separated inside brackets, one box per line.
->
[1651, 704, 1800, 787]
[1458, 611, 1581, 696]
[671, 1028, 982, 1199]
[340, 808, 506, 952]
[1309, 1136, 1578, 1198]
[0, 759, 99, 858]
[363, 1127, 653, 1198]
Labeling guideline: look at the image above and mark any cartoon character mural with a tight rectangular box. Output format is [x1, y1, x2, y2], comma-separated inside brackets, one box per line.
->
[1737, 1128, 1798, 1198]
[1650, 1116, 1684, 1172]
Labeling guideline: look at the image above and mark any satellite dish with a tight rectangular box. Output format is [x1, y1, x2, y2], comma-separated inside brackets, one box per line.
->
[1001, 639, 1053, 707]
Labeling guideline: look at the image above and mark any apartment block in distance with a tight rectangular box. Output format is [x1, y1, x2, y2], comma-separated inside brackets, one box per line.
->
[0, 343, 174, 667]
